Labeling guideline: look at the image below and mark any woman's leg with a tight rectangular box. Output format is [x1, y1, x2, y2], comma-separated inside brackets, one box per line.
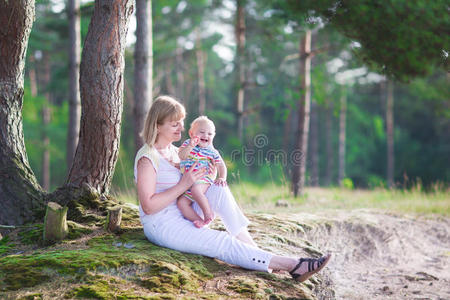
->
[201, 185, 258, 247]
[269, 253, 332, 282]
[144, 213, 330, 279]
[202, 185, 250, 236]
[236, 228, 258, 247]
[145, 213, 273, 272]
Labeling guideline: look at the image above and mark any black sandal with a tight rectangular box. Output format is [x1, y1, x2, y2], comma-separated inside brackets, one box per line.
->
[289, 254, 331, 282]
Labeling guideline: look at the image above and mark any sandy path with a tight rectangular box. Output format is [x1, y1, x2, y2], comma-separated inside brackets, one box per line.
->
[300, 210, 450, 300]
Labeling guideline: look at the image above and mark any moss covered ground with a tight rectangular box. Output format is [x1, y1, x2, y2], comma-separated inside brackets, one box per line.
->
[0, 205, 326, 299]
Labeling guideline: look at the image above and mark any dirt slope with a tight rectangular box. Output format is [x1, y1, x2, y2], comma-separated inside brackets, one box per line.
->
[285, 210, 450, 300]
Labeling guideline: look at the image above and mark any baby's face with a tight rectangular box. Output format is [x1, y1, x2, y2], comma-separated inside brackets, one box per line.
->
[190, 121, 215, 148]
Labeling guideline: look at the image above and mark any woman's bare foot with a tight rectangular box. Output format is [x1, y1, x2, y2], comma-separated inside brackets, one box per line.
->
[289, 254, 331, 282]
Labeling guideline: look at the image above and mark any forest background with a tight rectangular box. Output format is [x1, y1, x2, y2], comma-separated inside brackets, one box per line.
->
[24, 0, 449, 198]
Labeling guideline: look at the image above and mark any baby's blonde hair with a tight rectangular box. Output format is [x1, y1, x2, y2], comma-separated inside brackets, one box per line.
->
[141, 95, 185, 147]
[190, 116, 215, 132]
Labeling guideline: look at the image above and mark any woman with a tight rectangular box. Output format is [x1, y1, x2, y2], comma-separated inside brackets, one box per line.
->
[135, 95, 330, 282]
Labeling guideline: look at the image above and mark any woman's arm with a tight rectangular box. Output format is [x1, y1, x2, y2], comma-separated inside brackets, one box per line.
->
[137, 157, 206, 215]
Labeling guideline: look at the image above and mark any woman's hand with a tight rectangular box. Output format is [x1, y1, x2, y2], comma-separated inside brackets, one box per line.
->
[179, 161, 207, 189]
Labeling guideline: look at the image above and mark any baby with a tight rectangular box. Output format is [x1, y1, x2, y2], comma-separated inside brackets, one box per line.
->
[178, 116, 227, 228]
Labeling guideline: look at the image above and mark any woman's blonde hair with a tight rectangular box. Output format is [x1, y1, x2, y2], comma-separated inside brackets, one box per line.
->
[141, 95, 186, 147]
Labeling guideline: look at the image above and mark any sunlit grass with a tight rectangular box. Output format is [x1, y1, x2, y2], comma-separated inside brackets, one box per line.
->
[230, 182, 450, 216]
[112, 187, 138, 206]
[114, 182, 450, 216]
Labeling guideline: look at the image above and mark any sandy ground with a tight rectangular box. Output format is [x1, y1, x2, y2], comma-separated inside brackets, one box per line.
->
[298, 210, 450, 300]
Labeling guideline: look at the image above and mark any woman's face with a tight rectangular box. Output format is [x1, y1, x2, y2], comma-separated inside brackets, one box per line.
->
[157, 117, 184, 143]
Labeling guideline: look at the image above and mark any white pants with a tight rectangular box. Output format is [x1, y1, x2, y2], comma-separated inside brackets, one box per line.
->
[141, 185, 273, 271]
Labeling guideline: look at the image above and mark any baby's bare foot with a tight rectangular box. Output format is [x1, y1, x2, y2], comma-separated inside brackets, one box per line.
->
[193, 219, 206, 228]
[204, 212, 213, 225]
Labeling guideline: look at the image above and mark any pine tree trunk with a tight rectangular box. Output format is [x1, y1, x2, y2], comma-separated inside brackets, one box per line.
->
[196, 29, 206, 115]
[338, 93, 347, 186]
[185, 81, 193, 107]
[325, 101, 334, 186]
[0, 0, 45, 225]
[176, 45, 184, 100]
[235, 0, 245, 141]
[282, 109, 293, 175]
[133, 0, 152, 153]
[41, 53, 51, 191]
[386, 80, 395, 188]
[309, 101, 319, 186]
[67, 0, 82, 170]
[67, 0, 134, 194]
[28, 55, 38, 97]
[291, 30, 312, 197]
[165, 60, 175, 95]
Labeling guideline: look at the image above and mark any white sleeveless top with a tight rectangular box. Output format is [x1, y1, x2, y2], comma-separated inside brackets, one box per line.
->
[134, 143, 182, 224]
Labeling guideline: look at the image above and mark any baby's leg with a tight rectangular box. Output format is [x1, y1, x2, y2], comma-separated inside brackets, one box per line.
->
[177, 196, 204, 228]
[191, 183, 213, 225]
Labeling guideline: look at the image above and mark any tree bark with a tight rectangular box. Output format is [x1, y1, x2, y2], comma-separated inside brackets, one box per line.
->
[291, 30, 312, 197]
[67, 0, 134, 194]
[67, 0, 82, 170]
[196, 29, 206, 115]
[309, 101, 319, 186]
[235, 0, 246, 141]
[133, 0, 152, 153]
[386, 80, 395, 188]
[324, 100, 334, 186]
[338, 92, 347, 186]
[0, 0, 45, 225]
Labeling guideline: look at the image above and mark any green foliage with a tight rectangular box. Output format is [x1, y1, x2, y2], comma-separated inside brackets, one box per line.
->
[280, 0, 449, 80]
[23, 87, 68, 190]
[17, 224, 43, 245]
[341, 178, 354, 189]
[0, 236, 15, 257]
[21, 0, 449, 193]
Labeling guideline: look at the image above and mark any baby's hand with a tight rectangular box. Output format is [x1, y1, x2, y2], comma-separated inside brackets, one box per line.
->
[214, 178, 227, 187]
[190, 136, 200, 147]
